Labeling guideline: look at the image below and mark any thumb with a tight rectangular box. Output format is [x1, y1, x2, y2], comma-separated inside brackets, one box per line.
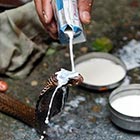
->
[78, 0, 93, 24]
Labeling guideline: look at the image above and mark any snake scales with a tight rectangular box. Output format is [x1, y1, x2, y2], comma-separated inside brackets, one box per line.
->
[0, 73, 83, 133]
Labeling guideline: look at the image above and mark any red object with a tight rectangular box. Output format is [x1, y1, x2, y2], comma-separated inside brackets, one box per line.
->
[129, 0, 139, 7]
[0, 80, 8, 92]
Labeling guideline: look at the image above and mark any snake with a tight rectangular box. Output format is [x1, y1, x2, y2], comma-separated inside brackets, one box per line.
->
[0, 73, 83, 136]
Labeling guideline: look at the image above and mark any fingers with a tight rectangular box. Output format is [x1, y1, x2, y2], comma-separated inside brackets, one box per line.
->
[34, 0, 43, 22]
[34, 0, 93, 40]
[34, 0, 57, 39]
[42, 0, 53, 23]
[34, 0, 52, 23]
[46, 20, 58, 39]
[78, 0, 93, 24]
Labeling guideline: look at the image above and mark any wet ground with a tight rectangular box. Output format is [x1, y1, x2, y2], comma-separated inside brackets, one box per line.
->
[0, 0, 140, 140]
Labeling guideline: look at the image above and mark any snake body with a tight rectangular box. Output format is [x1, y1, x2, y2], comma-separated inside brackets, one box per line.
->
[0, 73, 83, 133]
[0, 74, 58, 128]
[0, 92, 36, 127]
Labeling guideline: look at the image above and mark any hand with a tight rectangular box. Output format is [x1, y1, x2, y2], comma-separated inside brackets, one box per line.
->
[34, 0, 93, 39]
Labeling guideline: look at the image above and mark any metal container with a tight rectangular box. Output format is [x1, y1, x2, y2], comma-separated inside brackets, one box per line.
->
[75, 52, 127, 91]
[109, 84, 140, 131]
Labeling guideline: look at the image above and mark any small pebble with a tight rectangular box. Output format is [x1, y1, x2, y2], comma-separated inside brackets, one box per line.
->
[31, 80, 38, 86]
[80, 47, 88, 53]
[92, 105, 101, 113]
[89, 116, 96, 123]
[0, 80, 8, 92]
[43, 63, 48, 68]
[64, 53, 70, 57]
[122, 36, 128, 41]
[25, 97, 30, 104]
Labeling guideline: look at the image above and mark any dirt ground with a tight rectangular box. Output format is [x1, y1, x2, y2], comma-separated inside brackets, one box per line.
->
[0, 0, 140, 140]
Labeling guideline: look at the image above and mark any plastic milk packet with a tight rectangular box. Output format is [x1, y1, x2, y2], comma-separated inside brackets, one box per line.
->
[52, 0, 86, 44]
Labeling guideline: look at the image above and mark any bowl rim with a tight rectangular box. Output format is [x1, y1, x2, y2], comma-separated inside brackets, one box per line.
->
[75, 52, 127, 91]
[109, 84, 140, 118]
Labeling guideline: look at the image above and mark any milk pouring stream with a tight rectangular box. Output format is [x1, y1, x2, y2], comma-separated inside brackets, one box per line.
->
[40, 30, 79, 140]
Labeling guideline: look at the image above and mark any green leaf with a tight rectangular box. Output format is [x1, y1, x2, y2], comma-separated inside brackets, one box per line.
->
[46, 48, 56, 56]
[92, 37, 113, 52]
